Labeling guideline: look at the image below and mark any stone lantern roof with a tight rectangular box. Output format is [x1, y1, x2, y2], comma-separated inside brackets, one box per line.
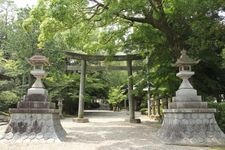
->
[28, 54, 50, 66]
[175, 50, 199, 66]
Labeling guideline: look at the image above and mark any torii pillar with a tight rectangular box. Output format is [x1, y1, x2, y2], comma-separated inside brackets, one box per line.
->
[73, 60, 89, 123]
[127, 58, 141, 123]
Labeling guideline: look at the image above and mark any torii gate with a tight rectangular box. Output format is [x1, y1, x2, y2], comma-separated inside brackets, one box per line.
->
[65, 51, 144, 123]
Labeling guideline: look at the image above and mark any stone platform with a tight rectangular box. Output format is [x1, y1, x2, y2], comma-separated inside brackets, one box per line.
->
[158, 109, 225, 146]
[0, 94, 66, 142]
[0, 109, 66, 142]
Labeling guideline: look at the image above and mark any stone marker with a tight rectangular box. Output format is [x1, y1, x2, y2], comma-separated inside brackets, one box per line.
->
[158, 50, 225, 146]
[0, 54, 66, 142]
[58, 98, 64, 118]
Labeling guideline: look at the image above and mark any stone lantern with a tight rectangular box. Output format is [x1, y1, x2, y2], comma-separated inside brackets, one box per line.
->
[158, 50, 225, 146]
[0, 53, 66, 142]
[176, 50, 198, 90]
[27, 54, 49, 98]
[171, 50, 203, 107]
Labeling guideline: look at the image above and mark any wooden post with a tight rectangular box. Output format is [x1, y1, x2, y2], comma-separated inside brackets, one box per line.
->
[152, 96, 156, 115]
[146, 54, 151, 117]
[147, 97, 151, 117]
[78, 60, 86, 118]
[150, 95, 155, 116]
[147, 85, 151, 117]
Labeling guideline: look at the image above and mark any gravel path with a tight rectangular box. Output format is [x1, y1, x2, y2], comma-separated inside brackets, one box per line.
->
[0, 110, 217, 150]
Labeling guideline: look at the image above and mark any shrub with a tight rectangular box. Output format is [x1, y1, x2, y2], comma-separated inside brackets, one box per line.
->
[0, 91, 19, 112]
[208, 102, 225, 133]
[108, 87, 126, 108]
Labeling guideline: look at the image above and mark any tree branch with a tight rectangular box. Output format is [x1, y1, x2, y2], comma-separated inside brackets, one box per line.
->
[119, 14, 149, 24]
[89, 0, 105, 7]
[87, 0, 110, 20]
[89, 0, 109, 9]
[87, 4, 104, 20]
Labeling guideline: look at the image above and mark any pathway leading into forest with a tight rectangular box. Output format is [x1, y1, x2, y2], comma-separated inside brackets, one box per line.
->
[0, 110, 219, 150]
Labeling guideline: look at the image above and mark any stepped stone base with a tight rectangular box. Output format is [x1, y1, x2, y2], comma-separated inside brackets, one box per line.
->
[158, 109, 225, 146]
[0, 111, 66, 143]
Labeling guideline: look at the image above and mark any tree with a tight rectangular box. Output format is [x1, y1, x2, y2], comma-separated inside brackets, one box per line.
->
[24, 0, 225, 100]
[0, 49, 20, 111]
[108, 86, 126, 110]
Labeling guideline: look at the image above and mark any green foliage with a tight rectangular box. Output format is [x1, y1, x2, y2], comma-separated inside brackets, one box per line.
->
[0, 2, 39, 112]
[86, 72, 109, 100]
[108, 86, 126, 107]
[0, 91, 19, 111]
[45, 72, 80, 114]
[208, 102, 225, 133]
[0, 48, 24, 111]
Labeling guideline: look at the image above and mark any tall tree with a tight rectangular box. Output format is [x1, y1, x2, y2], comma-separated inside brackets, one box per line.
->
[25, 0, 225, 100]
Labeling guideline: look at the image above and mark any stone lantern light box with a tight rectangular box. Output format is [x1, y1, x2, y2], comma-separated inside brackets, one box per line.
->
[176, 50, 197, 72]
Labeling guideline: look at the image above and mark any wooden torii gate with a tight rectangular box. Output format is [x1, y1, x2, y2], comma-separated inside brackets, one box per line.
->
[65, 51, 144, 123]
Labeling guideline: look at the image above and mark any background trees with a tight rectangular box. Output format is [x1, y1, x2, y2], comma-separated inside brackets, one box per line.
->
[26, 0, 225, 100]
[0, 0, 225, 113]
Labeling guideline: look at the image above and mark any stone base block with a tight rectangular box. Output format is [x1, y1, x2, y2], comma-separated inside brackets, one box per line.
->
[125, 118, 141, 123]
[173, 95, 202, 102]
[17, 101, 56, 109]
[0, 113, 66, 142]
[169, 102, 208, 109]
[158, 109, 225, 146]
[73, 118, 89, 123]
[27, 89, 48, 98]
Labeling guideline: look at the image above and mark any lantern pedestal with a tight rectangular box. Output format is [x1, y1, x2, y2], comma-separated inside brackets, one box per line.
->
[158, 109, 225, 146]
[0, 110, 66, 143]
